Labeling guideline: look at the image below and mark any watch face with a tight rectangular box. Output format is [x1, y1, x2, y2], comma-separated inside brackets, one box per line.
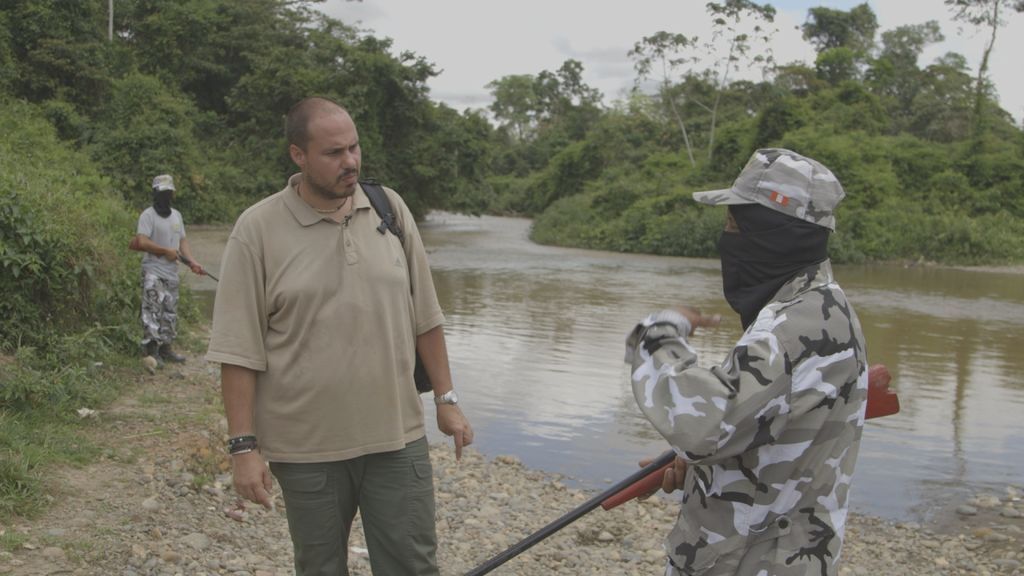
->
[436, 390, 458, 405]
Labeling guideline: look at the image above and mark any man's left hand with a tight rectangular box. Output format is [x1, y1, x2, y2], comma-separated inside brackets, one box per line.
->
[437, 405, 473, 460]
[189, 262, 205, 276]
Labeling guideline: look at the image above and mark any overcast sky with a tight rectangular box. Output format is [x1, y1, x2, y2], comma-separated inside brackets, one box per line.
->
[320, 0, 1024, 124]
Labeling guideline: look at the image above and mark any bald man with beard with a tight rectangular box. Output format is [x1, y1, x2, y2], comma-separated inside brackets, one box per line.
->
[208, 97, 473, 576]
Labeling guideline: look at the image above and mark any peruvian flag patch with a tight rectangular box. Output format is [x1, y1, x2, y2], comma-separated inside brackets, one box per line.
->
[769, 191, 790, 206]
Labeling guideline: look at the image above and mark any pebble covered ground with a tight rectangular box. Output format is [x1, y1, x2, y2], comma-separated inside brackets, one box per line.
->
[0, 357, 1021, 576]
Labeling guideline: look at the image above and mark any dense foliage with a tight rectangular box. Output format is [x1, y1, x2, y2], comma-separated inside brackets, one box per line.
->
[518, 3, 1024, 265]
[0, 99, 138, 360]
[0, 0, 489, 221]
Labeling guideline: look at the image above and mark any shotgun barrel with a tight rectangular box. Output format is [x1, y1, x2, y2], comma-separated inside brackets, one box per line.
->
[464, 450, 675, 576]
[176, 251, 218, 282]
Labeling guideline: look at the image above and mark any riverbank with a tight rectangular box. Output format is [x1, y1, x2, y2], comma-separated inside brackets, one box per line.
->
[1, 336, 1021, 576]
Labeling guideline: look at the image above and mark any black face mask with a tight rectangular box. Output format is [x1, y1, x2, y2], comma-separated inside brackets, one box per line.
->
[718, 204, 830, 330]
[152, 189, 173, 218]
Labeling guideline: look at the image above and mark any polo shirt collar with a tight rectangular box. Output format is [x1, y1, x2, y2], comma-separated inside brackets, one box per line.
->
[283, 173, 372, 227]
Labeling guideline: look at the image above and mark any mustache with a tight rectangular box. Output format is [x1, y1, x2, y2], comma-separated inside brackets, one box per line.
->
[338, 169, 358, 181]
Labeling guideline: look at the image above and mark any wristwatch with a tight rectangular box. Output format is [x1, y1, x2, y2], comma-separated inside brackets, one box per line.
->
[434, 389, 459, 406]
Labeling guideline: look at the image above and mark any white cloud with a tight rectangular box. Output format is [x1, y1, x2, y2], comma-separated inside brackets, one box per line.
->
[322, 0, 1024, 123]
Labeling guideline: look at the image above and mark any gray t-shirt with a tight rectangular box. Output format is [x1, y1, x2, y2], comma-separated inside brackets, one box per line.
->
[137, 207, 185, 281]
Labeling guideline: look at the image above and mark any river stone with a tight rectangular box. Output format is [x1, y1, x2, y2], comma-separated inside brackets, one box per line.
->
[957, 504, 979, 515]
[181, 532, 211, 550]
[1000, 507, 1021, 518]
[964, 539, 984, 550]
[159, 549, 181, 564]
[973, 495, 1002, 509]
[41, 547, 66, 562]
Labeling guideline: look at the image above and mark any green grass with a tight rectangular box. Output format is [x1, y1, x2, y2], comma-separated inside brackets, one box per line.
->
[0, 325, 208, 521]
[0, 407, 107, 519]
[0, 529, 31, 552]
[0, 451, 46, 519]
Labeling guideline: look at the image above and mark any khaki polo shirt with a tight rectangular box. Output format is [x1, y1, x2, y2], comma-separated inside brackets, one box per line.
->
[206, 175, 445, 463]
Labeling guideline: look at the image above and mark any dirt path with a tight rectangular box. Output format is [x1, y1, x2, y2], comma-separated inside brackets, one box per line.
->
[0, 341, 302, 575]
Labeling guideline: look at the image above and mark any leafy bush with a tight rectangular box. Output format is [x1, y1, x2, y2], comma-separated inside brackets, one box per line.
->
[0, 98, 138, 353]
[533, 184, 724, 258]
[484, 173, 539, 215]
[88, 72, 202, 211]
[531, 193, 597, 245]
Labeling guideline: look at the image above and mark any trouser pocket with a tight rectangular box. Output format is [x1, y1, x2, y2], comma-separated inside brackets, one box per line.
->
[271, 462, 349, 575]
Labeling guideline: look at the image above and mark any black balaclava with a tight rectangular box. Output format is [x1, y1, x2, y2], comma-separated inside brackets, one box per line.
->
[718, 203, 830, 330]
[152, 189, 173, 218]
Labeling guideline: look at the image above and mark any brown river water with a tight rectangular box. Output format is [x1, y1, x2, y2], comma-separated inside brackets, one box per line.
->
[185, 212, 1024, 525]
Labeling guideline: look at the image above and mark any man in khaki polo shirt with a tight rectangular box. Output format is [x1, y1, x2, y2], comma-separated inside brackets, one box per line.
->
[207, 97, 473, 575]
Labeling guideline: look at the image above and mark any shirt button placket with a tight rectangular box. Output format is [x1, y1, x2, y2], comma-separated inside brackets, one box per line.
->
[343, 221, 359, 264]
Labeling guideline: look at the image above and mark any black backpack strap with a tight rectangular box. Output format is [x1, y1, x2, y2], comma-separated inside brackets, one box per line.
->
[360, 179, 431, 394]
[360, 179, 405, 245]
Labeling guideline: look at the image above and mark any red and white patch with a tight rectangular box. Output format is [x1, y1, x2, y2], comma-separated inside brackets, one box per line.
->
[769, 191, 790, 206]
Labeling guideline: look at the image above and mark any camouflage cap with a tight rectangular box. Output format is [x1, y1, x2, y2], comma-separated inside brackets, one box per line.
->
[152, 174, 175, 192]
[692, 148, 845, 230]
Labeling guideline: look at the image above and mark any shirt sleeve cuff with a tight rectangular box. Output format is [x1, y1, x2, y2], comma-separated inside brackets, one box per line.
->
[644, 310, 692, 337]
[204, 351, 266, 372]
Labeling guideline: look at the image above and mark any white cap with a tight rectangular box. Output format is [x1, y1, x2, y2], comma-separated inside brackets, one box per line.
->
[152, 174, 175, 191]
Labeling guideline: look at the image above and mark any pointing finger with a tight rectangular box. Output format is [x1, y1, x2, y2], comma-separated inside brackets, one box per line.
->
[454, 430, 464, 460]
[701, 313, 722, 328]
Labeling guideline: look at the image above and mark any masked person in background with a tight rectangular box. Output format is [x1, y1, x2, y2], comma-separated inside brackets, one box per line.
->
[626, 149, 868, 575]
[134, 174, 205, 366]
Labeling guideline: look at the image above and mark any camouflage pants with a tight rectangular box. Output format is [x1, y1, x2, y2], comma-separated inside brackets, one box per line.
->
[140, 271, 179, 347]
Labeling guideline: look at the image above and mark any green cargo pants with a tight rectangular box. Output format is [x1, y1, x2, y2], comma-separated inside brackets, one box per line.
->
[270, 436, 438, 575]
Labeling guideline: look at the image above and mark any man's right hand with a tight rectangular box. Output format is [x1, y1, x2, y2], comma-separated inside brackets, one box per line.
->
[231, 452, 274, 510]
[163, 248, 179, 263]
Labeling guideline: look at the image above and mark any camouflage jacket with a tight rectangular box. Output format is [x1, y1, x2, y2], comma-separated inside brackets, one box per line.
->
[625, 261, 867, 576]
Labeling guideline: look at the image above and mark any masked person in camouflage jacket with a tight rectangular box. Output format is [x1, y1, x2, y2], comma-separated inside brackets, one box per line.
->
[625, 149, 868, 576]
